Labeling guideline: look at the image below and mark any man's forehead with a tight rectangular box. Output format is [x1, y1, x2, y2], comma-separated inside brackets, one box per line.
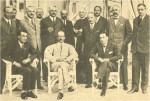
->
[27, 7, 35, 11]
[61, 10, 67, 14]
[88, 13, 94, 17]
[5, 7, 13, 12]
[112, 5, 120, 10]
[50, 6, 57, 11]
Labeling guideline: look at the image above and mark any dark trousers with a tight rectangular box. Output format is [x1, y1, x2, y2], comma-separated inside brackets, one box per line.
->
[132, 52, 149, 90]
[0, 60, 6, 94]
[13, 65, 38, 90]
[97, 61, 116, 90]
[37, 60, 42, 87]
[85, 57, 92, 85]
[120, 46, 128, 86]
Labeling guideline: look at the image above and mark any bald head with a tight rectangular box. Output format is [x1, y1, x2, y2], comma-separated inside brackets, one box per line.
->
[61, 10, 68, 20]
[112, 5, 120, 18]
[49, 6, 57, 17]
[87, 12, 96, 24]
[78, 8, 86, 19]
[26, 6, 35, 18]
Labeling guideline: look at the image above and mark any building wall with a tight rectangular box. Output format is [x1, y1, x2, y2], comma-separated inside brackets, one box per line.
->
[0, 1, 5, 19]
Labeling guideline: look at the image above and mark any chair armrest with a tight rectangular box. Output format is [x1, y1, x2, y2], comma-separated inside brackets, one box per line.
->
[30, 58, 39, 67]
[2, 59, 12, 78]
[43, 59, 51, 72]
[89, 58, 97, 70]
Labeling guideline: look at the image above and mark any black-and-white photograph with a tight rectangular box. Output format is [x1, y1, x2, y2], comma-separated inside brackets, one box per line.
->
[0, 0, 150, 100]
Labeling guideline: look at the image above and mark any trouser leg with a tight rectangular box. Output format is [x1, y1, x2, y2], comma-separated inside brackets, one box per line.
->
[132, 53, 140, 90]
[0, 60, 6, 94]
[85, 58, 92, 85]
[58, 68, 63, 90]
[102, 68, 110, 91]
[29, 66, 38, 90]
[120, 50, 128, 86]
[141, 53, 149, 90]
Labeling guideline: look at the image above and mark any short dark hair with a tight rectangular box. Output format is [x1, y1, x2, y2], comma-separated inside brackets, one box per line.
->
[18, 30, 28, 36]
[94, 6, 102, 12]
[99, 32, 108, 37]
[137, 3, 146, 9]
[3, 6, 13, 12]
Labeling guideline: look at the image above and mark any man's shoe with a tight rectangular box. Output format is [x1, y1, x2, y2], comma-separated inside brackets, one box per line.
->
[13, 87, 21, 91]
[27, 91, 38, 98]
[68, 87, 74, 92]
[57, 93, 63, 100]
[142, 89, 147, 94]
[37, 86, 44, 90]
[101, 90, 106, 96]
[93, 81, 97, 88]
[109, 85, 117, 89]
[97, 84, 102, 89]
[85, 84, 92, 88]
[21, 92, 28, 100]
[123, 86, 128, 91]
[127, 89, 138, 94]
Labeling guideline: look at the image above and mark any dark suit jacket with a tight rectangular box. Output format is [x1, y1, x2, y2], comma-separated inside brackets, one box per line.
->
[96, 16, 108, 34]
[40, 16, 63, 52]
[1, 18, 17, 52]
[90, 41, 121, 71]
[62, 19, 75, 46]
[74, 18, 89, 55]
[108, 16, 132, 51]
[82, 22, 101, 57]
[0, 18, 17, 57]
[3, 41, 38, 66]
[131, 14, 150, 54]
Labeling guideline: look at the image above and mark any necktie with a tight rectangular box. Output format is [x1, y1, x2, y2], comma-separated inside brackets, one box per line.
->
[138, 17, 142, 26]
[64, 20, 66, 25]
[8, 20, 11, 26]
[90, 24, 93, 30]
[31, 19, 35, 28]
[60, 43, 62, 50]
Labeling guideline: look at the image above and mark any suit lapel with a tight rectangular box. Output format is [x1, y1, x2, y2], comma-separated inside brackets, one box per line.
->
[105, 42, 111, 55]
[24, 16, 36, 30]
[115, 16, 122, 30]
[139, 14, 148, 26]
[97, 42, 105, 55]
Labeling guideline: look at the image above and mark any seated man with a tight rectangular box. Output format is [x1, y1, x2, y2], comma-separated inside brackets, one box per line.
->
[90, 33, 121, 96]
[44, 31, 78, 100]
[3, 31, 38, 99]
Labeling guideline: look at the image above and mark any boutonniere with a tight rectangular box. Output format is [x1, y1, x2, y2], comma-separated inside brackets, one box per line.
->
[119, 24, 123, 26]
[108, 51, 113, 54]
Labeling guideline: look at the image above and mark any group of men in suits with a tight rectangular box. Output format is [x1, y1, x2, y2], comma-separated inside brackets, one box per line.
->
[0, 2, 149, 100]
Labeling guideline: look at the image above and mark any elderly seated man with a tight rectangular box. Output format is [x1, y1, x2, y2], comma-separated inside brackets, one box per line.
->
[44, 31, 78, 100]
[90, 32, 121, 96]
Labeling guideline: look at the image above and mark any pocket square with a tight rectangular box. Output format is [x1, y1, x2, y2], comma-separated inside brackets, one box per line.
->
[119, 24, 123, 26]
[108, 51, 113, 54]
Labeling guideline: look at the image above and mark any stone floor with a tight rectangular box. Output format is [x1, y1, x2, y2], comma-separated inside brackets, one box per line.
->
[1, 61, 150, 101]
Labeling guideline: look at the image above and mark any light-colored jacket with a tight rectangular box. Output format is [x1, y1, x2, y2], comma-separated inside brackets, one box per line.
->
[44, 43, 78, 63]
[20, 16, 42, 52]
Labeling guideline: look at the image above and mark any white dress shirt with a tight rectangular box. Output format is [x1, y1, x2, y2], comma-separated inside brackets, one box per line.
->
[4, 17, 11, 25]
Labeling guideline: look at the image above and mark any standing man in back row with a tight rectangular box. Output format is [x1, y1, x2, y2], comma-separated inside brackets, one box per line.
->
[128, 3, 149, 94]
[41, 6, 63, 82]
[19, 6, 43, 89]
[108, 5, 132, 90]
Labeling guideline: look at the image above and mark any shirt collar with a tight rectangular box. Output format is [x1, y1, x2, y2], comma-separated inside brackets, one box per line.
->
[18, 41, 24, 48]
[26, 16, 33, 22]
[4, 17, 11, 23]
[140, 14, 146, 20]
[49, 16, 56, 21]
